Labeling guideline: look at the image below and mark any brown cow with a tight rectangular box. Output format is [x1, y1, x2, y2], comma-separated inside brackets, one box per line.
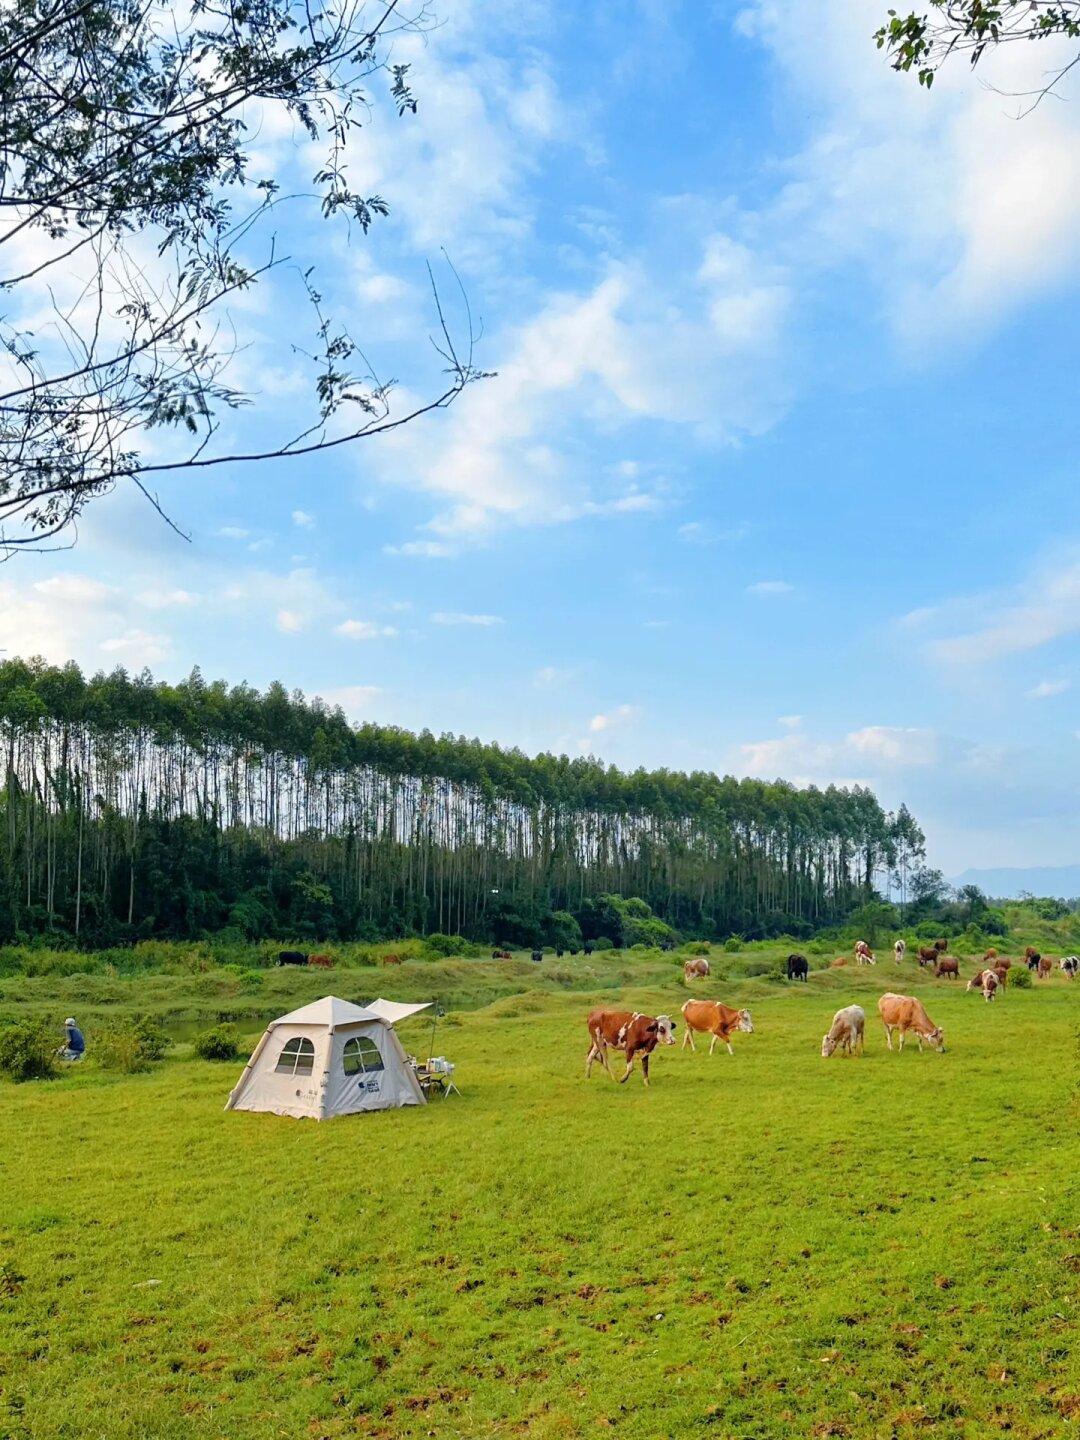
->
[934, 956, 959, 980]
[585, 1008, 676, 1086]
[917, 946, 938, 968]
[1024, 946, 1039, 961]
[307, 953, 334, 968]
[878, 993, 945, 1052]
[993, 962, 1009, 987]
[934, 938, 949, 953]
[382, 953, 404, 966]
[983, 948, 998, 961]
[684, 957, 711, 980]
[967, 969, 999, 1002]
[681, 999, 754, 1056]
[830, 957, 848, 968]
[994, 956, 1012, 972]
[1037, 955, 1052, 979]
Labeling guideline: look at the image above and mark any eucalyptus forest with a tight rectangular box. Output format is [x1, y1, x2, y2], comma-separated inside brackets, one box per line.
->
[0, 657, 925, 946]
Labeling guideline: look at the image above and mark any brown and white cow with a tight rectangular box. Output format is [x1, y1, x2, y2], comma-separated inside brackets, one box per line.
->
[894, 939, 907, 964]
[967, 969, 999, 1002]
[821, 1004, 865, 1058]
[684, 957, 711, 980]
[855, 940, 875, 965]
[934, 956, 959, 980]
[585, 1008, 676, 1086]
[680, 999, 754, 1056]
[878, 993, 945, 1053]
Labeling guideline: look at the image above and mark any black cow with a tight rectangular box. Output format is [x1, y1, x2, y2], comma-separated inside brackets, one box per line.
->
[278, 950, 308, 966]
[531, 949, 543, 964]
[1026, 951, 1042, 971]
[786, 952, 809, 982]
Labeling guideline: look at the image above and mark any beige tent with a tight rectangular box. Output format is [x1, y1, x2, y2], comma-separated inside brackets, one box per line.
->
[225, 995, 431, 1119]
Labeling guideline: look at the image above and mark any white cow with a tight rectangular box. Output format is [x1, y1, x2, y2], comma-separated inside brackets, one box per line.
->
[821, 1004, 865, 1058]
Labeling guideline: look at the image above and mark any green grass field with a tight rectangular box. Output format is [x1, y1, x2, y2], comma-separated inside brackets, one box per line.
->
[2, 950, 1078, 1439]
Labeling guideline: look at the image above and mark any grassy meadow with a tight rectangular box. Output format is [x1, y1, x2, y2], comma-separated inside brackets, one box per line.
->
[1, 941, 1078, 1439]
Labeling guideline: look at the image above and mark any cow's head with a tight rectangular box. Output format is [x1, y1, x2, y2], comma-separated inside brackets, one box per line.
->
[653, 1015, 677, 1045]
[821, 1031, 838, 1058]
[737, 1009, 754, 1034]
[965, 974, 983, 992]
[926, 1026, 945, 1052]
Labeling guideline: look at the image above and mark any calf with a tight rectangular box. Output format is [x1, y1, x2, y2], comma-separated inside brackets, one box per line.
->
[934, 956, 959, 980]
[878, 993, 945, 1053]
[894, 939, 907, 964]
[307, 953, 333, 968]
[1037, 955, 1052, 979]
[684, 957, 711, 980]
[967, 969, 999, 1002]
[585, 1008, 676, 1086]
[1059, 955, 1078, 979]
[829, 956, 848, 968]
[786, 952, 809, 982]
[277, 950, 308, 967]
[916, 947, 939, 968]
[681, 999, 754, 1056]
[821, 1004, 865, 1058]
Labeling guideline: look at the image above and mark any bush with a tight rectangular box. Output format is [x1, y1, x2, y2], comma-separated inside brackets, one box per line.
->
[96, 1015, 169, 1073]
[724, 937, 743, 953]
[591, 936, 613, 952]
[194, 1025, 239, 1061]
[423, 932, 471, 957]
[687, 940, 711, 956]
[1010, 965, 1032, 989]
[0, 1019, 56, 1081]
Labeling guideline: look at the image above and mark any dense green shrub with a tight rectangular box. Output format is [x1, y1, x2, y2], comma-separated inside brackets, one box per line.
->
[96, 1015, 169, 1073]
[194, 1025, 239, 1061]
[724, 937, 743, 953]
[1010, 965, 1032, 989]
[0, 1019, 56, 1081]
[591, 936, 613, 952]
[423, 933, 471, 957]
[687, 940, 711, 956]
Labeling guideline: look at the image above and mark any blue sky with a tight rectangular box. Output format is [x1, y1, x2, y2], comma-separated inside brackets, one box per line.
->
[3, 0, 1080, 874]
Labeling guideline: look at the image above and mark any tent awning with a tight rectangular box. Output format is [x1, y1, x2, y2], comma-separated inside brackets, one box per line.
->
[271, 996, 382, 1028]
[366, 997, 433, 1026]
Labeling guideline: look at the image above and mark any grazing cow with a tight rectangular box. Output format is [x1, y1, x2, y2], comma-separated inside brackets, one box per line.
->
[585, 1008, 676, 1086]
[994, 956, 1012, 972]
[967, 969, 999, 1002]
[878, 993, 945, 1053]
[934, 956, 959, 980]
[491, 949, 512, 959]
[1037, 955, 1052, 979]
[277, 950, 307, 967]
[382, 953, 403, 966]
[786, 952, 809, 982]
[830, 957, 848, 968]
[1026, 951, 1042, 972]
[531, 949, 543, 964]
[680, 999, 754, 1056]
[684, 957, 711, 980]
[854, 940, 875, 965]
[916, 946, 938, 968]
[821, 1004, 865, 1058]
[934, 938, 949, 953]
[307, 953, 333, 969]
[983, 948, 999, 961]
[1059, 955, 1078, 979]
[993, 962, 1009, 987]
[894, 939, 907, 964]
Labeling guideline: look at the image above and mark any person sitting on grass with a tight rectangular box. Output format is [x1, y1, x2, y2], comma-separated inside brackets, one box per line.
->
[59, 1017, 85, 1061]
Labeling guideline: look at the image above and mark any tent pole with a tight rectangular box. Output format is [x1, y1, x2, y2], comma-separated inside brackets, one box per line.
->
[427, 997, 438, 1063]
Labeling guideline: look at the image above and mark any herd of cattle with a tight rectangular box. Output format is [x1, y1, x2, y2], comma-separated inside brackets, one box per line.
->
[587, 937, 1077, 1086]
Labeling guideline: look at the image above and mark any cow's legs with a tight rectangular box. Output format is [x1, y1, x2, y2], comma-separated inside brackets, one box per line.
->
[640, 1053, 650, 1087]
[724, 1034, 734, 1056]
[883, 1022, 893, 1051]
[708, 1033, 717, 1057]
[682, 1027, 695, 1051]
[618, 1050, 635, 1084]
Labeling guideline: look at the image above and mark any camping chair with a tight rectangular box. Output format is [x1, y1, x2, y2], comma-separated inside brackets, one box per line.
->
[410, 1054, 459, 1098]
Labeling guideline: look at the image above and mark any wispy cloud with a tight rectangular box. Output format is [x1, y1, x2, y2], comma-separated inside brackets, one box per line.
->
[334, 619, 398, 640]
[277, 609, 304, 634]
[589, 704, 640, 734]
[430, 611, 503, 627]
[291, 509, 316, 529]
[1027, 678, 1070, 700]
[746, 579, 794, 596]
[383, 540, 455, 559]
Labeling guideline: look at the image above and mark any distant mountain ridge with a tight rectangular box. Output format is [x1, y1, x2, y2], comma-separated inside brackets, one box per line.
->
[950, 865, 1080, 900]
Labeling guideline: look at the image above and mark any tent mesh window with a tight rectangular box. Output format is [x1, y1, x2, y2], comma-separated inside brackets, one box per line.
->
[343, 1036, 384, 1075]
[275, 1037, 315, 1076]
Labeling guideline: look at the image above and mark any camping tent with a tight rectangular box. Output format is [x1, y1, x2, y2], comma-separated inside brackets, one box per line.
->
[225, 996, 428, 1119]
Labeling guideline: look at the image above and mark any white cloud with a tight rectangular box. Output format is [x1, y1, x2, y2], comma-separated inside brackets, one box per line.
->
[589, 704, 640, 734]
[216, 526, 250, 540]
[383, 540, 456, 559]
[911, 559, 1080, 664]
[99, 628, 172, 666]
[534, 665, 576, 688]
[746, 579, 794, 596]
[778, 714, 802, 728]
[292, 509, 315, 529]
[33, 575, 112, 604]
[1027, 678, 1071, 700]
[335, 619, 398, 640]
[430, 611, 503, 627]
[315, 684, 382, 719]
[277, 609, 304, 634]
[137, 588, 198, 609]
[739, 724, 940, 784]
